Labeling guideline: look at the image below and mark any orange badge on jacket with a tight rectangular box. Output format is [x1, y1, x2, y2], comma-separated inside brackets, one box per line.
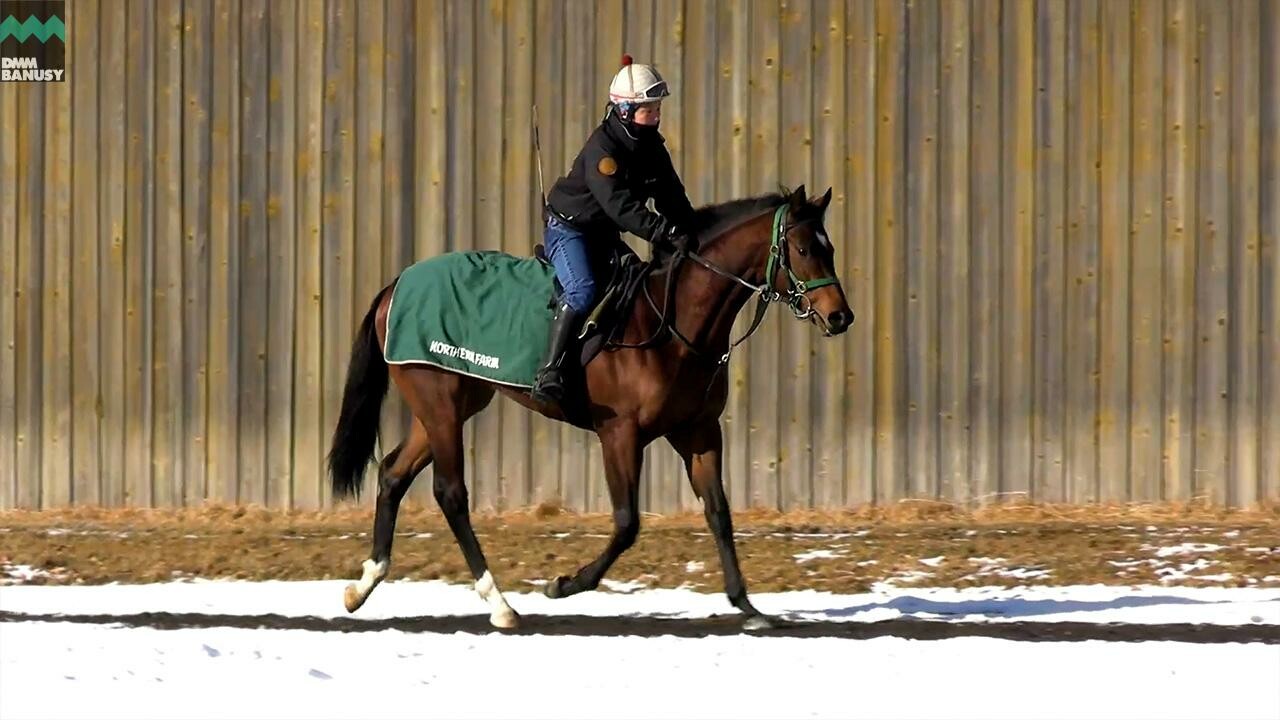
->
[597, 156, 618, 176]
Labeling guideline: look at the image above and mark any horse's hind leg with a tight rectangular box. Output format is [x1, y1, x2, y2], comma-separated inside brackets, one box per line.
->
[401, 369, 519, 628]
[344, 418, 433, 613]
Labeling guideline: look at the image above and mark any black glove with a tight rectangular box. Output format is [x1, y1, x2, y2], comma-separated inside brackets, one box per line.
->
[659, 222, 698, 254]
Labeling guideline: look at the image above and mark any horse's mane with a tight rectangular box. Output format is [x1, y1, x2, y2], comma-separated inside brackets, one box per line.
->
[688, 188, 792, 242]
[646, 186, 800, 273]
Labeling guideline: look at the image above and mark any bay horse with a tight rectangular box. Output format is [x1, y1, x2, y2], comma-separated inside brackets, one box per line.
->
[326, 184, 852, 630]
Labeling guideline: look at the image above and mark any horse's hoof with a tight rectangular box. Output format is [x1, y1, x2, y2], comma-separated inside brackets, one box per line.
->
[543, 576, 570, 599]
[343, 583, 366, 614]
[490, 606, 521, 629]
[743, 614, 778, 631]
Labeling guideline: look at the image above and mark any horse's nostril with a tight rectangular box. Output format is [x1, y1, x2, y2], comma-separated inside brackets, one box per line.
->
[828, 310, 850, 329]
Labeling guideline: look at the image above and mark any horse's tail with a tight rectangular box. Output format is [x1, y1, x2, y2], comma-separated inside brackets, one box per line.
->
[327, 280, 396, 501]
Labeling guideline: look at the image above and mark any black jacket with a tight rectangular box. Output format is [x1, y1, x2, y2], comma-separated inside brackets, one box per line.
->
[546, 110, 696, 244]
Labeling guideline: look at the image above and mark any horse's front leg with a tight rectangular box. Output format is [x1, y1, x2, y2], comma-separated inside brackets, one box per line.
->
[544, 421, 642, 599]
[668, 420, 775, 629]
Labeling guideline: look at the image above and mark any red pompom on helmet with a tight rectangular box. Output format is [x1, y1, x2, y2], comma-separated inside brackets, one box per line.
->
[608, 55, 669, 105]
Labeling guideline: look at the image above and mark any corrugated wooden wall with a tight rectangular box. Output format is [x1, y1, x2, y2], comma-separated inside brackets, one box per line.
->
[0, 0, 1276, 511]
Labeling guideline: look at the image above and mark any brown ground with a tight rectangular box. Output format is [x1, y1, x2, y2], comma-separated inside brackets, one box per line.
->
[3, 501, 1279, 593]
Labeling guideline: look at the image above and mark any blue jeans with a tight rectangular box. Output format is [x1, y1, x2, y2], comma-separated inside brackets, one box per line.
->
[544, 216, 597, 314]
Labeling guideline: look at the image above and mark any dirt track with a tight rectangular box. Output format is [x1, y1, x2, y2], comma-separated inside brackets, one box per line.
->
[3, 504, 1279, 593]
[3, 609, 1277, 644]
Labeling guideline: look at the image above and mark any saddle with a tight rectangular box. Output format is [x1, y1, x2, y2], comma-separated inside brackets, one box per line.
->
[533, 239, 654, 367]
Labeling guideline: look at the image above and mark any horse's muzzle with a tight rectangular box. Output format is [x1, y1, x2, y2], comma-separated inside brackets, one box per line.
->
[824, 309, 853, 336]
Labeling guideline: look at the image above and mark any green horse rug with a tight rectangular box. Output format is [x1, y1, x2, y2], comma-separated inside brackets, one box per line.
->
[383, 251, 558, 389]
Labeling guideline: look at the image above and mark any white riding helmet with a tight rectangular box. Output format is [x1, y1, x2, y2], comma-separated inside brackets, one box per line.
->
[608, 54, 670, 105]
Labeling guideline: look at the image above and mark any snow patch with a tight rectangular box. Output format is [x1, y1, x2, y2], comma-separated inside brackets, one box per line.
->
[1, 564, 71, 585]
[793, 549, 844, 563]
[1150, 543, 1226, 557]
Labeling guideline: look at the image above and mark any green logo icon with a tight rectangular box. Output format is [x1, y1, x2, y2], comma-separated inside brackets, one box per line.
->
[0, 14, 64, 43]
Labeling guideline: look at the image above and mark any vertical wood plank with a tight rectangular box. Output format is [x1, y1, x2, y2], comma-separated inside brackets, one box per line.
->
[1162, 0, 1197, 501]
[42, 71, 71, 508]
[293, 0, 325, 510]
[1032, 0, 1067, 502]
[969, 0, 1001, 504]
[182, 0, 212, 507]
[623, 0, 656, 92]
[125, 0, 156, 506]
[70, 0, 102, 506]
[544, 2, 594, 514]
[209, 0, 242, 504]
[15, 83, 43, 508]
[780, 0, 814, 508]
[749, 0, 782, 508]
[1261, 0, 1280, 498]
[379, 0, 413, 506]
[624, 0, 655, 512]
[502, 0, 534, 508]
[0, 81, 17, 508]
[720, 0, 753, 509]
[268, 0, 298, 509]
[321, 0, 356, 505]
[593, 0, 625, 454]
[406, 0, 446, 508]
[99, 0, 127, 506]
[152, 0, 185, 508]
[595, 0, 624, 123]
[652, 0, 683, 162]
[906, 0, 939, 499]
[1098, 0, 1132, 501]
[444, 0, 478, 505]
[937, 0, 969, 503]
[1064, 0, 1100, 503]
[654, 0, 687, 512]
[472, 0, 503, 510]
[1000, 0, 1035, 501]
[237, 0, 269, 507]
[681, 0, 718, 510]
[1230, 0, 1261, 507]
[580, 1, 608, 514]
[1195, 1, 1231, 502]
[351, 0, 383, 506]
[1129, 0, 1165, 502]
[530, 0, 563, 508]
[844, 0, 876, 505]
[812, 0, 847, 508]
[592, 11, 624, 538]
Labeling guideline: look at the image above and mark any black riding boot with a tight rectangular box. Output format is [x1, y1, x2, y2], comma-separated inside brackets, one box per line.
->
[531, 301, 581, 406]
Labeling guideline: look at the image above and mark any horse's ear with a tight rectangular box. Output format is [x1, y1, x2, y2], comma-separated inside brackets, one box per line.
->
[812, 186, 833, 212]
[788, 184, 807, 208]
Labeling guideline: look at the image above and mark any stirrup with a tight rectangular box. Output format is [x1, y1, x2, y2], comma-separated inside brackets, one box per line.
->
[531, 369, 566, 404]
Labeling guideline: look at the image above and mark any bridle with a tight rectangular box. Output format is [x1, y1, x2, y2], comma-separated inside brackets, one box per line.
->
[606, 203, 842, 390]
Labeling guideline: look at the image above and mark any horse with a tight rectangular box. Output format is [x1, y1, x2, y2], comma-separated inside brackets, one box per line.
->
[325, 184, 853, 631]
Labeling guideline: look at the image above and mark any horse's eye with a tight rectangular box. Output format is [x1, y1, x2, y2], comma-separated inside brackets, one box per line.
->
[797, 245, 808, 257]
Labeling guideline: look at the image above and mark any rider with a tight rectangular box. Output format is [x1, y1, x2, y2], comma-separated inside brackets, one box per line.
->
[531, 55, 698, 407]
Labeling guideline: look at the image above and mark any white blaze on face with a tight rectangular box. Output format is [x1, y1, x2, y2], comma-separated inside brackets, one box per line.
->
[815, 230, 833, 254]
